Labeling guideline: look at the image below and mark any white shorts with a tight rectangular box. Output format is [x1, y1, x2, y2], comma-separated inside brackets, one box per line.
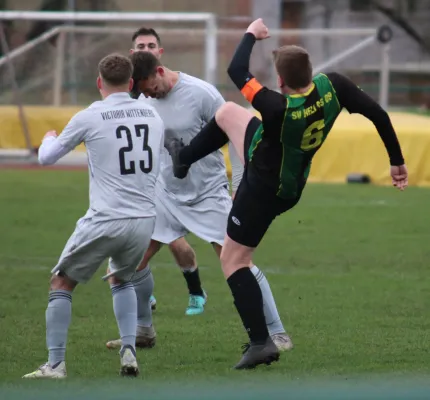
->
[52, 217, 155, 283]
[152, 186, 231, 246]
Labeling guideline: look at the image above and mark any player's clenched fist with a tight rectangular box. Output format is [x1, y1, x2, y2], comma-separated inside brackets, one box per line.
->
[246, 18, 270, 40]
[390, 164, 408, 191]
[43, 130, 58, 140]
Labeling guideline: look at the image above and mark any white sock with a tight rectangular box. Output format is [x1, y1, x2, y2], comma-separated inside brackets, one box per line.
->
[251, 265, 286, 336]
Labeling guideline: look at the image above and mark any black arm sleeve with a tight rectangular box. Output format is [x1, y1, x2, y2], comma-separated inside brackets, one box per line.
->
[227, 32, 286, 120]
[227, 32, 256, 90]
[327, 72, 404, 166]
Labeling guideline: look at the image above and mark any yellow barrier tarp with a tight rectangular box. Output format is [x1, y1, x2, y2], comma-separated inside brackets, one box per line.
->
[1, 106, 430, 186]
[1, 106, 86, 152]
[310, 111, 430, 186]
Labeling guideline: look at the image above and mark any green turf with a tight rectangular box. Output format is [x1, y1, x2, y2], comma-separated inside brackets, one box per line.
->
[0, 169, 429, 397]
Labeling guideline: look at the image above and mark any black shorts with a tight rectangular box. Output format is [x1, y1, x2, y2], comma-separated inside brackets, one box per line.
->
[227, 117, 303, 248]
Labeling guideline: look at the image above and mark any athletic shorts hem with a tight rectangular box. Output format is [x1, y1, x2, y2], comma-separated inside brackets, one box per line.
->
[52, 217, 154, 284]
[150, 232, 185, 245]
[226, 176, 301, 248]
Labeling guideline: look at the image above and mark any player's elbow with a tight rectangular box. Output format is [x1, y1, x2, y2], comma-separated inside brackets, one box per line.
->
[380, 108, 390, 121]
[376, 103, 389, 117]
[371, 106, 391, 126]
[38, 152, 55, 166]
[226, 64, 236, 79]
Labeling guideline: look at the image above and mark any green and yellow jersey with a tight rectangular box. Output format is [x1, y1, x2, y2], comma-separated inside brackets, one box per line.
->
[248, 73, 342, 198]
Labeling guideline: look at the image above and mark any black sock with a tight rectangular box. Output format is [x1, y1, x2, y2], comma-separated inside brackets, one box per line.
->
[227, 267, 269, 344]
[179, 117, 229, 166]
[183, 267, 204, 297]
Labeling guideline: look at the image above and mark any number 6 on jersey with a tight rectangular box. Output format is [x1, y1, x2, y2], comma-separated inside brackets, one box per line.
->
[301, 119, 325, 151]
[116, 124, 153, 175]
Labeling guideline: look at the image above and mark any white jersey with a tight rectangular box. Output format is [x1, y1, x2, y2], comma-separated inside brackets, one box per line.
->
[139, 72, 228, 204]
[57, 92, 164, 221]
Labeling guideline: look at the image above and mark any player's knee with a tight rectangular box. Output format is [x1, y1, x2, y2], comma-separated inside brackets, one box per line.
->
[220, 249, 238, 269]
[220, 240, 252, 272]
[50, 272, 77, 292]
[215, 102, 237, 126]
[220, 251, 243, 278]
[216, 102, 253, 141]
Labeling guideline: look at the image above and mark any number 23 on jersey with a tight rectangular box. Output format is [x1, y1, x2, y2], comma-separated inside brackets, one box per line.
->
[116, 124, 153, 175]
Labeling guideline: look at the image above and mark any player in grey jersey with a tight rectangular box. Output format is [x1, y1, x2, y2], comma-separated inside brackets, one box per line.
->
[104, 29, 292, 353]
[22, 54, 164, 379]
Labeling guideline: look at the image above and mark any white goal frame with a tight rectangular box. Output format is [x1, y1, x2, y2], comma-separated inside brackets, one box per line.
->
[0, 11, 218, 105]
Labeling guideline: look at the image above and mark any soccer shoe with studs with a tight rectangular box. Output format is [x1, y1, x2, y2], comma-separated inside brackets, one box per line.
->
[120, 345, 139, 377]
[22, 361, 67, 379]
[234, 337, 280, 370]
[164, 137, 190, 179]
[271, 333, 294, 352]
[106, 326, 157, 350]
[185, 290, 207, 316]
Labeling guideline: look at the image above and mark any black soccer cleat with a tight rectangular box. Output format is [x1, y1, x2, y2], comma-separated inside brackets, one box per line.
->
[234, 337, 280, 370]
[164, 137, 190, 179]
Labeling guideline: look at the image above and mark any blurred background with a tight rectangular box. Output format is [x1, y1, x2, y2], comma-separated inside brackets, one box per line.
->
[1, 0, 430, 109]
[2, 4, 430, 393]
[1, 0, 430, 186]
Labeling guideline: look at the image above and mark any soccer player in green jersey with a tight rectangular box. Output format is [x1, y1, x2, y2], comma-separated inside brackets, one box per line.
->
[167, 18, 408, 370]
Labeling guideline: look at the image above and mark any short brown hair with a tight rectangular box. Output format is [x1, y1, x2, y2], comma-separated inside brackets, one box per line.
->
[129, 51, 161, 81]
[98, 53, 133, 86]
[129, 51, 162, 97]
[273, 45, 312, 90]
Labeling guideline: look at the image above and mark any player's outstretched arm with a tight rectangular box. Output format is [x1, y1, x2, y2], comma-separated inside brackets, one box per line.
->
[38, 112, 88, 166]
[38, 131, 71, 165]
[327, 72, 407, 191]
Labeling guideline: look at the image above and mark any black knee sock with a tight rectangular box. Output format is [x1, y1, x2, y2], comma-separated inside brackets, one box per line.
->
[179, 117, 229, 166]
[182, 267, 204, 297]
[227, 267, 269, 344]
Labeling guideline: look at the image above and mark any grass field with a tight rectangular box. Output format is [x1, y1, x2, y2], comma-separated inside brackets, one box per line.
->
[1, 169, 430, 398]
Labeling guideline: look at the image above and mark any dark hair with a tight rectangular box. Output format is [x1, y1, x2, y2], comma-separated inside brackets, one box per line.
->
[129, 51, 162, 98]
[98, 53, 133, 86]
[131, 27, 161, 45]
[273, 45, 313, 90]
